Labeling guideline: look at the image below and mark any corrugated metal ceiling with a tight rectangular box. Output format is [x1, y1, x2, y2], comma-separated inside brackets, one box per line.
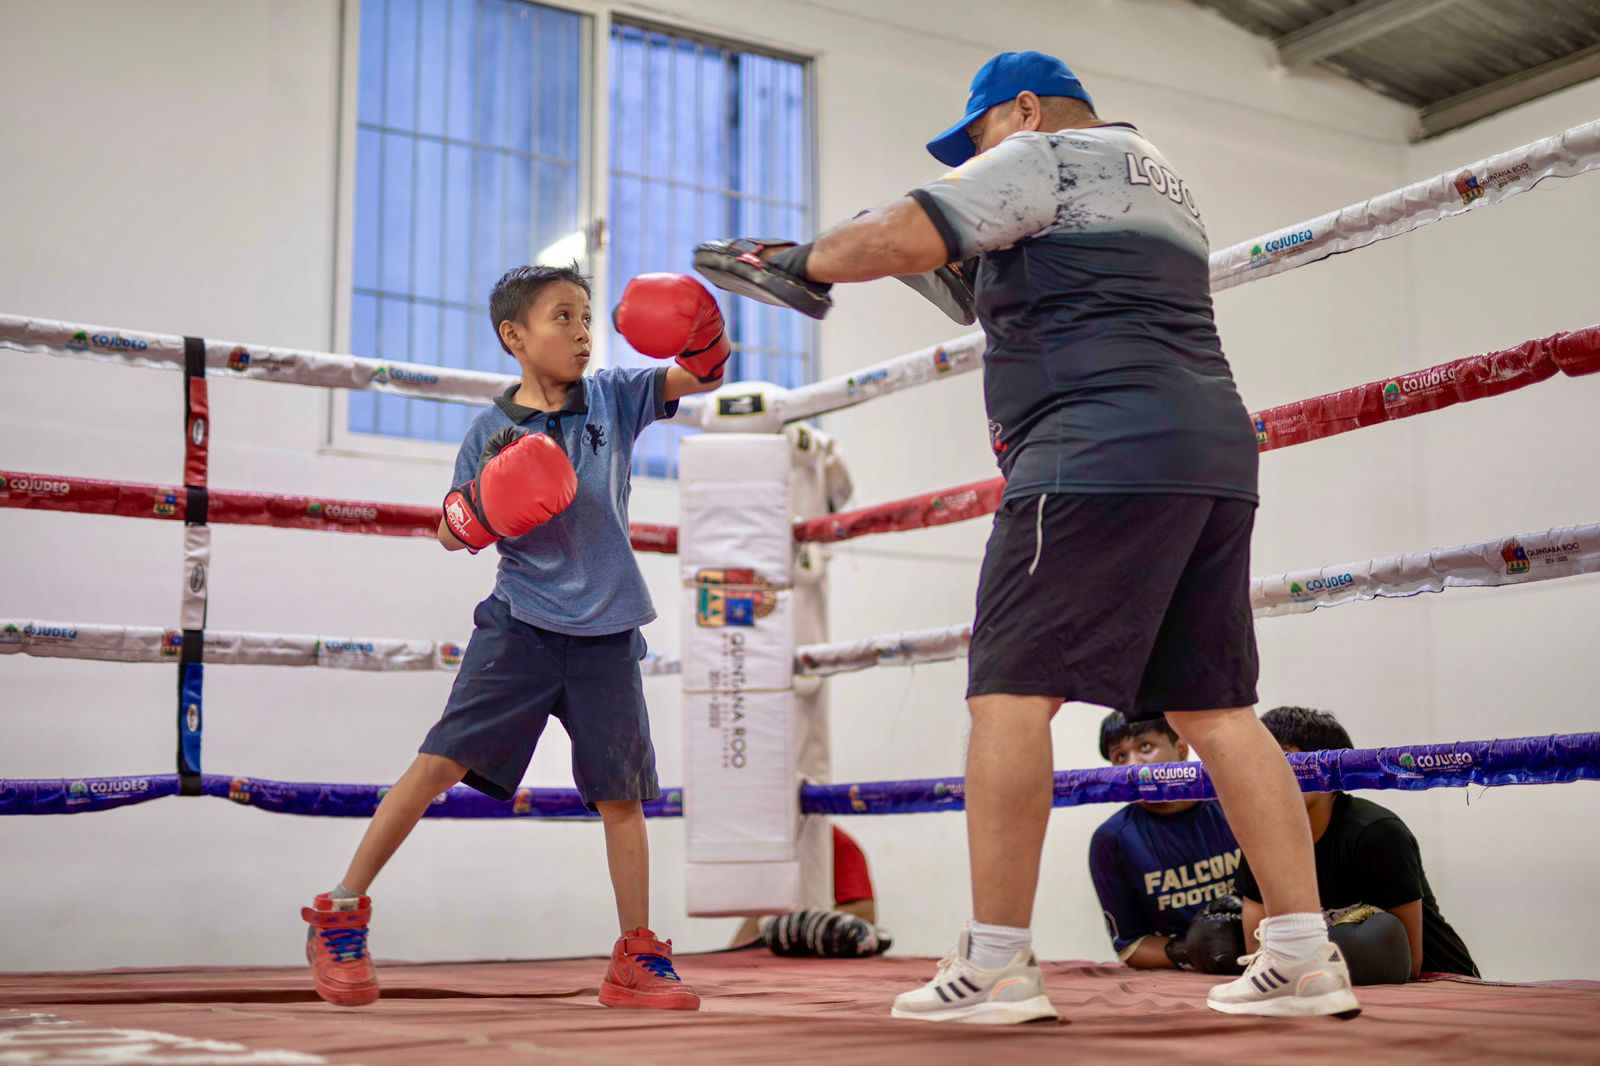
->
[1190, 0, 1600, 138]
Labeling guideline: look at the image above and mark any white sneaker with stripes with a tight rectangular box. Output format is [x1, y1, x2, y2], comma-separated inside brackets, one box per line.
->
[890, 931, 1058, 1024]
[1206, 938, 1362, 1018]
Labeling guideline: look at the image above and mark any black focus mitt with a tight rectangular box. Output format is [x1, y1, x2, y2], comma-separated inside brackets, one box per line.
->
[693, 238, 833, 320]
[894, 257, 977, 325]
[1184, 895, 1247, 975]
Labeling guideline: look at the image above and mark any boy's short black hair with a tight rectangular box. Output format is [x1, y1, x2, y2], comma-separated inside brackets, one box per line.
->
[1260, 706, 1354, 753]
[1098, 710, 1180, 762]
[489, 263, 591, 355]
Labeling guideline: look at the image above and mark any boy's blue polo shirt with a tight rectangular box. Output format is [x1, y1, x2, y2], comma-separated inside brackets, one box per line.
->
[451, 366, 676, 637]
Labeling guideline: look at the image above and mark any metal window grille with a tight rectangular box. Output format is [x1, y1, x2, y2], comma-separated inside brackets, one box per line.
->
[607, 21, 815, 478]
[348, 0, 587, 443]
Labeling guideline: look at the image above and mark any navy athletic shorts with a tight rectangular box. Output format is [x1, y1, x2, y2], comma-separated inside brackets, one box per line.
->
[419, 594, 659, 805]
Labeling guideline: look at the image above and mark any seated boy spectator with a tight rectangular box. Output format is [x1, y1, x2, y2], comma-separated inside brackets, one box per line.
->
[1088, 712, 1241, 970]
[1235, 707, 1479, 980]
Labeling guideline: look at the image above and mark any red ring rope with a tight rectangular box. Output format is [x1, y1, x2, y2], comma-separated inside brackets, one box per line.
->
[4, 327, 1593, 553]
[0, 474, 678, 554]
[796, 325, 1598, 544]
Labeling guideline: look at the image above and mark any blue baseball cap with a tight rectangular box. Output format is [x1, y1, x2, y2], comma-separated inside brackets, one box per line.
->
[926, 51, 1094, 167]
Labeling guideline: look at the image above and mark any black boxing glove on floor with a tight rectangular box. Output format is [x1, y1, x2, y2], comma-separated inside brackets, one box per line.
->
[759, 909, 891, 958]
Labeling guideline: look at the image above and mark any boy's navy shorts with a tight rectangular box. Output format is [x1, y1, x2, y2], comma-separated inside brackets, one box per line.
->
[419, 594, 659, 805]
[966, 493, 1259, 721]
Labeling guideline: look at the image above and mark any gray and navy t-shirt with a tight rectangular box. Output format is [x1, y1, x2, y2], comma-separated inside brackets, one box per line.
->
[908, 126, 1258, 503]
[451, 366, 676, 636]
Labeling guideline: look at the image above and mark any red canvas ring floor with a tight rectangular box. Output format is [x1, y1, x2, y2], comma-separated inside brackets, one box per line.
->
[4, 949, 1597, 1065]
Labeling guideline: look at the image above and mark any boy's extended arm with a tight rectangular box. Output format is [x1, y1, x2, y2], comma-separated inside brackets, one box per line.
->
[438, 518, 467, 551]
[664, 364, 721, 403]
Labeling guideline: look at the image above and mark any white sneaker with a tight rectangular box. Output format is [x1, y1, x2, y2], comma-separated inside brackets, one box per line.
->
[890, 931, 1058, 1024]
[1207, 936, 1362, 1019]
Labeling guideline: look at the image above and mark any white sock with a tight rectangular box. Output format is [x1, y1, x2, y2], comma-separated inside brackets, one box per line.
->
[1259, 912, 1328, 963]
[966, 919, 1031, 970]
[328, 884, 361, 910]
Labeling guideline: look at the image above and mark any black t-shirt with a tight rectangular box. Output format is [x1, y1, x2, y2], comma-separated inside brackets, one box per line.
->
[1235, 793, 1478, 977]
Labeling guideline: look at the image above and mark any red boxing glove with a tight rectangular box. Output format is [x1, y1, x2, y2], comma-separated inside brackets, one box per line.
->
[443, 428, 577, 553]
[613, 272, 731, 382]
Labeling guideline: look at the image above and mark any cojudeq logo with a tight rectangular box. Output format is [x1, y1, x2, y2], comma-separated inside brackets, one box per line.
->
[67, 778, 151, 804]
[323, 503, 380, 522]
[1382, 365, 1458, 406]
[0, 476, 71, 497]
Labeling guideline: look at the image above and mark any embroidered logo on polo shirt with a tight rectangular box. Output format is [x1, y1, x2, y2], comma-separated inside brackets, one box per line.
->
[585, 423, 608, 455]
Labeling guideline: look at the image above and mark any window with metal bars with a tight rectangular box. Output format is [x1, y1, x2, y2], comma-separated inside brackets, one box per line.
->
[348, 0, 587, 444]
[346, 5, 813, 478]
[607, 21, 815, 478]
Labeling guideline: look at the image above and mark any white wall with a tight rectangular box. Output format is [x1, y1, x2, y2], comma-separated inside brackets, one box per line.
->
[1, 0, 1592, 980]
[1389, 78, 1600, 980]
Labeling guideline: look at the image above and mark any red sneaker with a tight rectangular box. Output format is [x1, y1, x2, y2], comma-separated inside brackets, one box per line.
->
[302, 892, 380, 1006]
[598, 927, 700, 1010]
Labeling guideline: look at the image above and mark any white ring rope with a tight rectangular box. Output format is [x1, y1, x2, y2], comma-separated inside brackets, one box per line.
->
[0, 618, 683, 678]
[787, 519, 1600, 676]
[0, 318, 519, 406]
[780, 121, 1600, 420]
[0, 623, 455, 672]
[1252, 522, 1598, 617]
[1210, 118, 1600, 292]
[9, 520, 1593, 679]
[4, 121, 1593, 423]
[0, 619, 675, 678]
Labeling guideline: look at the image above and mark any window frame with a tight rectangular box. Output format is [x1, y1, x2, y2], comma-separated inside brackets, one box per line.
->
[606, 15, 820, 376]
[325, 0, 817, 472]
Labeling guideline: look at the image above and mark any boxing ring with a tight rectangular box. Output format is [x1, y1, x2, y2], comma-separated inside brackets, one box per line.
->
[4, 122, 1600, 1063]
